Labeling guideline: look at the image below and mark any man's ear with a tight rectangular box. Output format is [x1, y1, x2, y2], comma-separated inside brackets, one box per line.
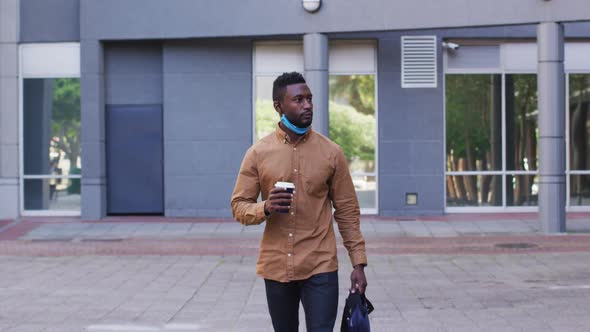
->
[273, 101, 282, 114]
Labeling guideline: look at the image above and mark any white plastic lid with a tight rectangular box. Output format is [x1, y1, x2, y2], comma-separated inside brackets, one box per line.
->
[274, 181, 295, 189]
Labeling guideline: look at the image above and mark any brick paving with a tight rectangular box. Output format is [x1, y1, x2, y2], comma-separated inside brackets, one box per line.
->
[0, 214, 590, 331]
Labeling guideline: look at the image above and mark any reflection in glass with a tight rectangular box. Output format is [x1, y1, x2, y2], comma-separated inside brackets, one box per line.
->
[569, 74, 590, 172]
[329, 75, 376, 174]
[445, 75, 502, 172]
[570, 175, 590, 206]
[506, 174, 538, 206]
[506, 74, 538, 171]
[255, 76, 277, 141]
[446, 175, 502, 207]
[329, 75, 376, 211]
[23, 78, 82, 176]
[23, 78, 81, 212]
[352, 175, 376, 211]
[24, 179, 81, 211]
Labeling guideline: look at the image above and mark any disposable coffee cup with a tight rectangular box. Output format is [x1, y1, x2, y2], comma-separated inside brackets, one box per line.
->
[274, 182, 295, 213]
[275, 181, 295, 193]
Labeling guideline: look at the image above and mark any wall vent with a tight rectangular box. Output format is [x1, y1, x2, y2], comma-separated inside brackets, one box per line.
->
[401, 36, 437, 88]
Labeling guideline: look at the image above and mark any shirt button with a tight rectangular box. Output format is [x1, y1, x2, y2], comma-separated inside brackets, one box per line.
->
[287, 253, 292, 257]
[293, 148, 297, 151]
[290, 212, 294, 215]
[294, 169, 297, 172]
[289, 233, 293, 237]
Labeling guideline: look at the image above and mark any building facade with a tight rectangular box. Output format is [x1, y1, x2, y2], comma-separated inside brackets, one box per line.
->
[1, 0, 589, 227]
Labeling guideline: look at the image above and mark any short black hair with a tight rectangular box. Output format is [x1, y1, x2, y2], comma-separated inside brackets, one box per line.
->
[272, 72, 306, 102]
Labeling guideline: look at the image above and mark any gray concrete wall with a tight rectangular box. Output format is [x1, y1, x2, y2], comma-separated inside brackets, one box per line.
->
[80, 40, 106, 219]
[79, 0, 590, 41]
[162, 39, 252, 217]
[104, 42, 162, 105]
[20, 0, 79, 42]
[0, 0, 20, 218]
[376, 33, 445, 216]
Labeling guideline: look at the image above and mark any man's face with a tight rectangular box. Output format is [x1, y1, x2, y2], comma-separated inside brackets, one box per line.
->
[275, 83, 313, 128]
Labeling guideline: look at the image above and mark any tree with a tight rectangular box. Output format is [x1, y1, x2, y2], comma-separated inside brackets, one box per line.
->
[330, 75, 375, 116]
[328, 101, 375, 163]
[50, 78, 81, 172]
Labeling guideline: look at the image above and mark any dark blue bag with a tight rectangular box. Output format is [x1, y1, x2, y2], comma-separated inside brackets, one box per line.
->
[340, 292, 374, 332]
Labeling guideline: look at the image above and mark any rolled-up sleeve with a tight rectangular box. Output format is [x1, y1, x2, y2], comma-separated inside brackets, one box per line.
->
[231, 148, 267, 225]
[330, 148, 368, 267]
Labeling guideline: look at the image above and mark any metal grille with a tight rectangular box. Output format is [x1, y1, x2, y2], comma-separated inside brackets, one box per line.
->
[401, 36, 437, 88]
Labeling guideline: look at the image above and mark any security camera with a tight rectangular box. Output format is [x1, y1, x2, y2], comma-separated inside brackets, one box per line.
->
[442, 42, 460, 50]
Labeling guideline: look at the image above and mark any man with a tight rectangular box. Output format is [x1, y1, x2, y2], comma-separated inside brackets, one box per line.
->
[231, 72, 367, 332]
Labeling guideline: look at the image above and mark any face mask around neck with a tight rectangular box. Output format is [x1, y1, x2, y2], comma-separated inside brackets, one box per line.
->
[281, 114, 309, 135]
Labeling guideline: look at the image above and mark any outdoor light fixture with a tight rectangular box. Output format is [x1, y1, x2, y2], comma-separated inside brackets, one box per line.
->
[302, 0, 321, 13]
[406, 193, 418, 206]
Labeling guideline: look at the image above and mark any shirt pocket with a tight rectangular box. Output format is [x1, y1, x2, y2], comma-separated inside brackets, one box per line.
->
[301, 160, 334, 199]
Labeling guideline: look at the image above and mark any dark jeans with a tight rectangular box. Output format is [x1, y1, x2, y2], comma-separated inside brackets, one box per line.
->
[264, 271, 339, 332]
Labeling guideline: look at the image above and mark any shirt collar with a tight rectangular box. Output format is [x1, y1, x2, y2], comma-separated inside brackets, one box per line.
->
[275, 123, 313, 145]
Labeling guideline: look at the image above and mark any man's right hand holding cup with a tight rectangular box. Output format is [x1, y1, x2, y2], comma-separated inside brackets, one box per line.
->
[264, 182, 295, 215]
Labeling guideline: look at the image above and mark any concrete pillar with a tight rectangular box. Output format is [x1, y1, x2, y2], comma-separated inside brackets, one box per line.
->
[0, 0, 20, 218]
[80, 39, 107, 219]
[537, 22, 566, 233]
[303, 33, 329, 137]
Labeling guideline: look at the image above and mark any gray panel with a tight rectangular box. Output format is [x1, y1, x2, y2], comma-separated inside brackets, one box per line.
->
[81, 181, 106, 220]
[446, 46, 500, 70]
[80, 142, 105, 178]
[105, 43, 163, 105]
[0, 77, 19, 145]
[106, 105, 163, 214]
[163, 40, 252, 218]
[20, 0, 79, 42]
[164, 108, 251, 141]
[163, 74, 251, 117]
[377, 35, 445, 215]
[165, 174, 237, 210]
[80, 0, 590, 40]
[164, 140, 250, 176]
[0, 180, 19, 218]
[163, 40, 251, 74]
[379, 175, 444, 215]
[410, 141, 444, 175]
[80, 40, 106, 219]
[0, 0, 19, 42]
[565, 22, 590, 38]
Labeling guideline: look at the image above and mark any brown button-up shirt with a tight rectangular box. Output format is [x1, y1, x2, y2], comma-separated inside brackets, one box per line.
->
[231, 125, 367, 282]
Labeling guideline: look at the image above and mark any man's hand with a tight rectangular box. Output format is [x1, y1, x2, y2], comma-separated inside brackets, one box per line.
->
[350, 264, 367, 294]
[264, 187, 294, 215]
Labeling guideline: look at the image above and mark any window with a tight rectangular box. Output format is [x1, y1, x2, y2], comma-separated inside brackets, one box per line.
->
[568, 74, 590, 206]
[253, 41, 378, 214]
[445, 73, 538, 209]
[445, 42, 590, 211]
[253, 42, 304, 142]
[20, 43, 81, 215]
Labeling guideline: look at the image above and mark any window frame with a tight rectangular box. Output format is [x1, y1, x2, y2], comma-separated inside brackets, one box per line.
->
[444, 42, 590, 212]
[19, 43, 82, 216]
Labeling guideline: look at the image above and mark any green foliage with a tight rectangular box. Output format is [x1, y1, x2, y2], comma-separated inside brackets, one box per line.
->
[329, 101, 375, 162]
[51, 78, 81, 168]
[330, 75, 375, 116]
[255, 99, 375, 162]
[445, 75, 495, 161]
[255, 99, 278, 141]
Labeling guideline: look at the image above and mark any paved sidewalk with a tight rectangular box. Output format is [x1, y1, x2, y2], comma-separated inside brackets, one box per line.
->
[2, 214, 590, 242]
[0, 214, 590, 331]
